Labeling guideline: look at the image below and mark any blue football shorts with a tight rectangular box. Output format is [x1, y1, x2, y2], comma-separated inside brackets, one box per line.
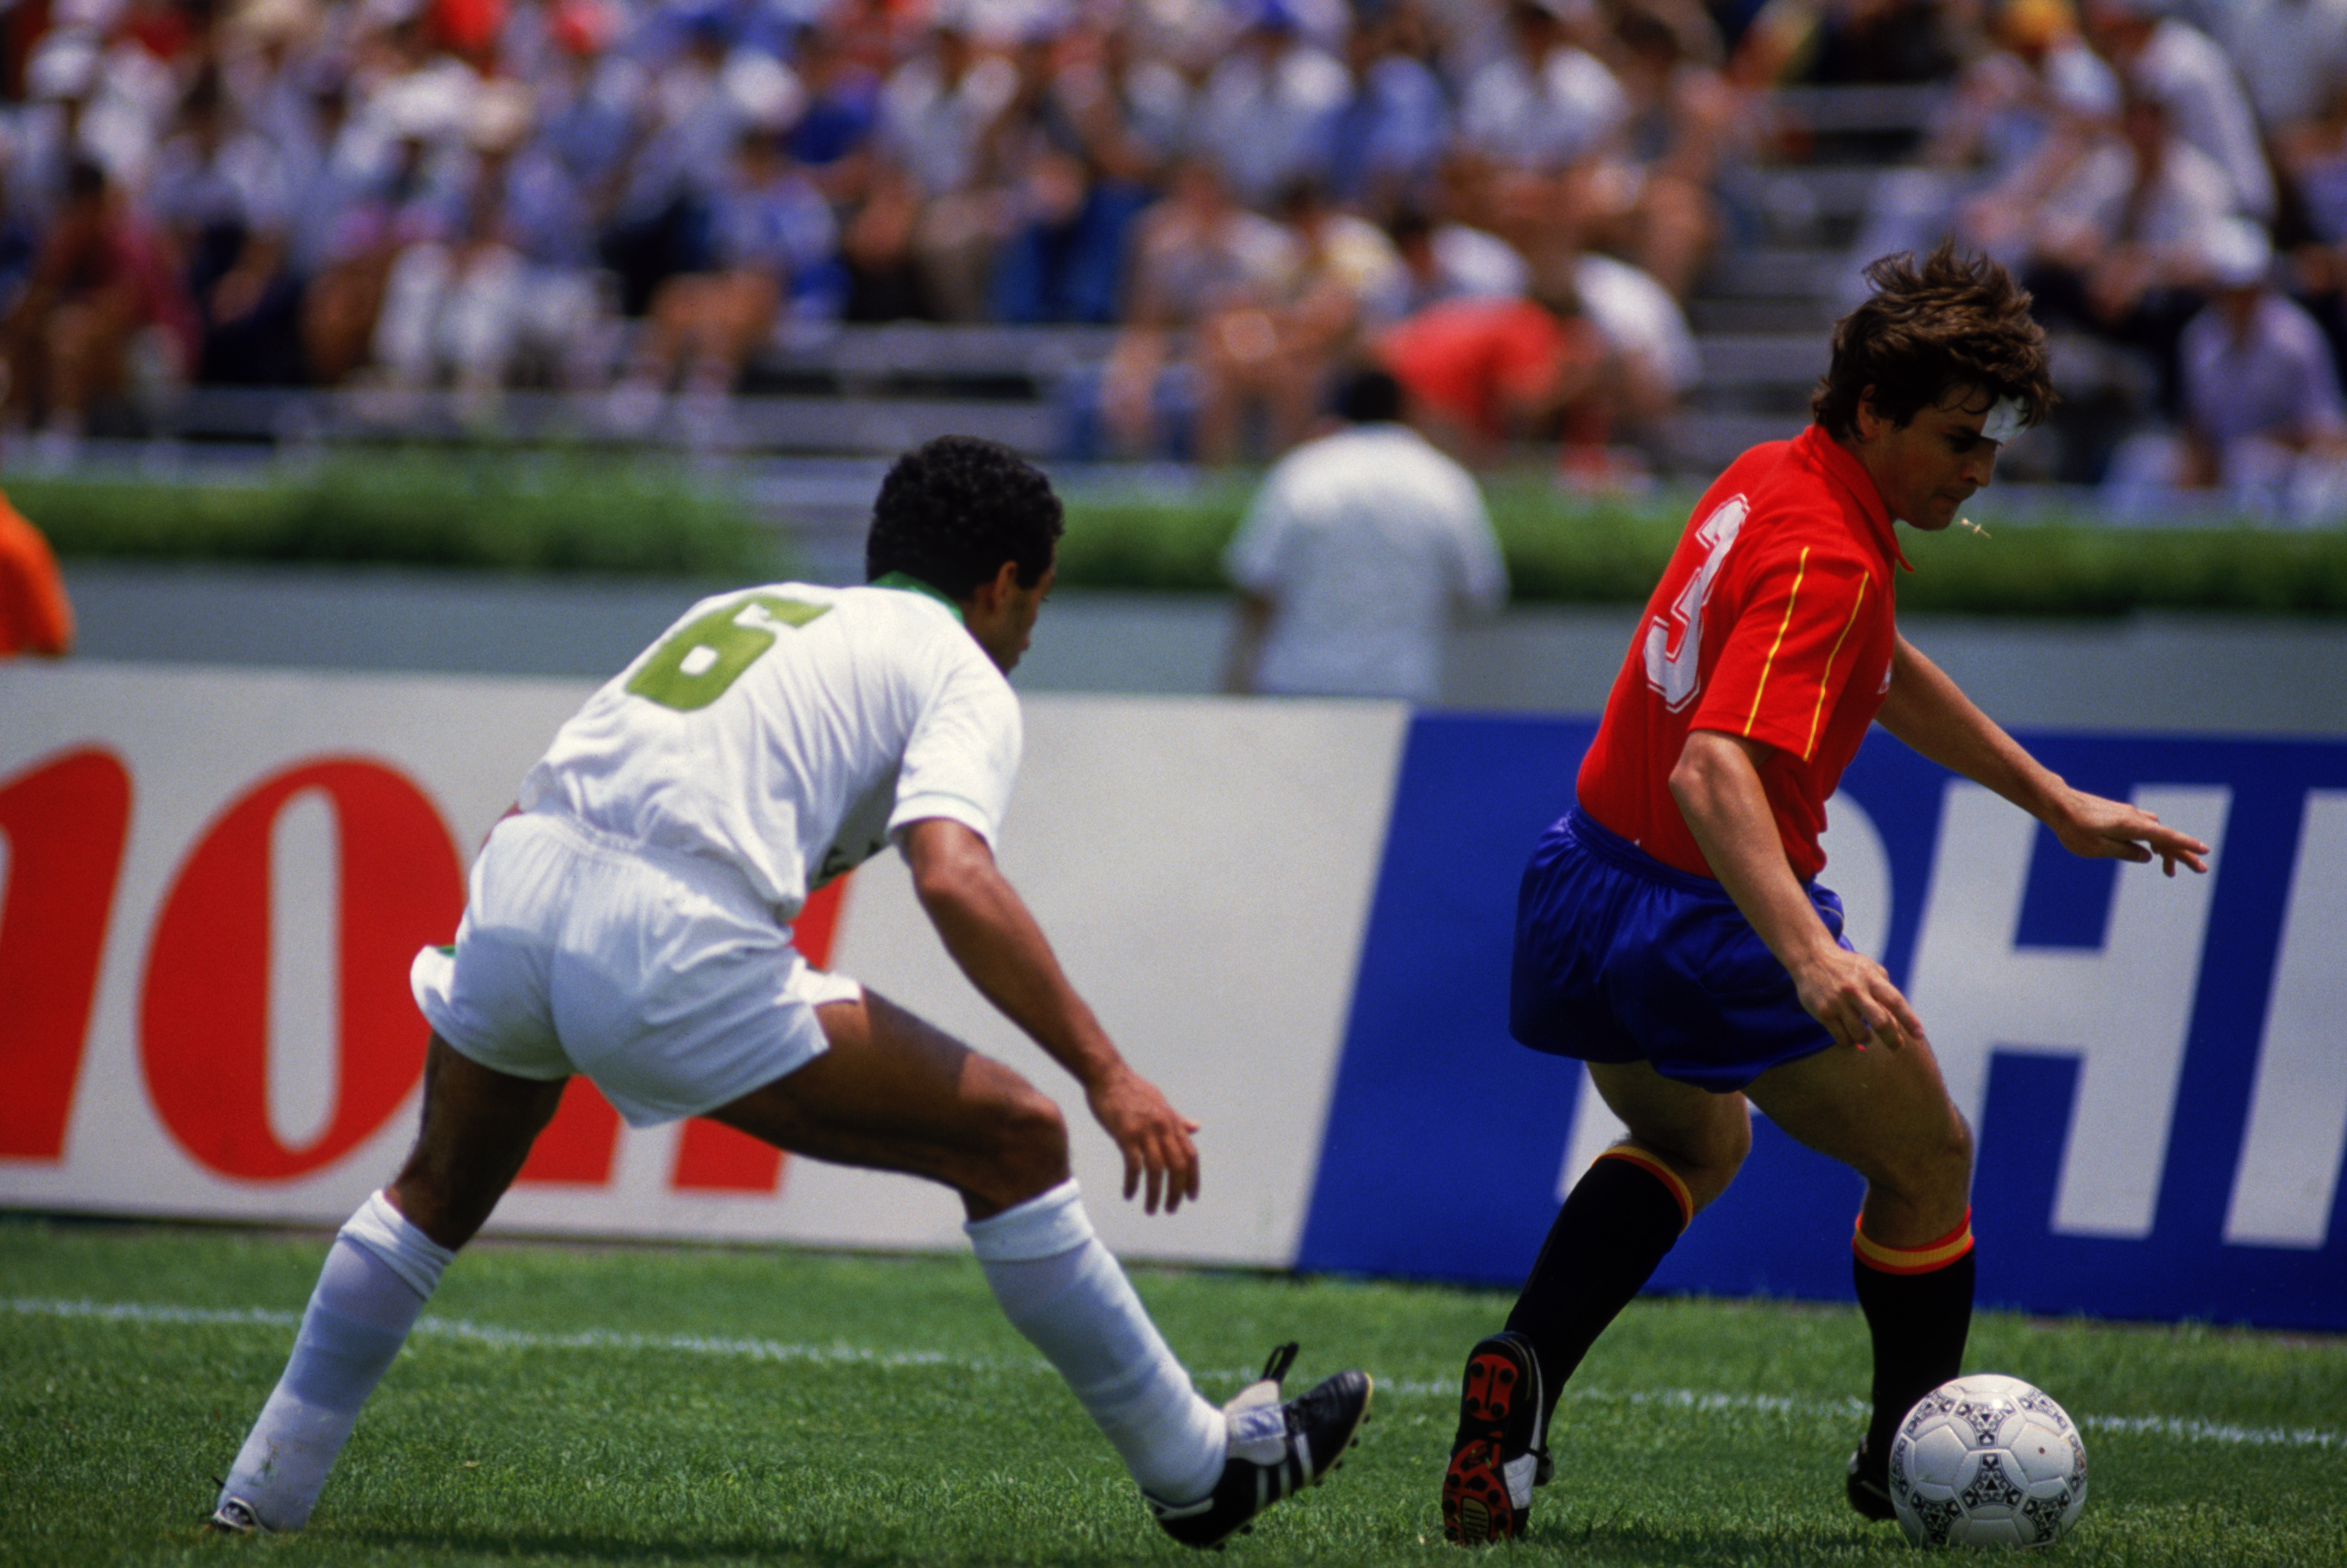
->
[1508, 804, 1849, 1092]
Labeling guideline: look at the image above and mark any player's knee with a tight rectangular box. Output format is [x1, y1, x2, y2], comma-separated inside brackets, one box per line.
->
[1672, 1096, 1753, 1169]
[1675, 1108, 1752, 1212]
[1881, 1106, 1973, 1208]
[987, 1084, 1070, 1199]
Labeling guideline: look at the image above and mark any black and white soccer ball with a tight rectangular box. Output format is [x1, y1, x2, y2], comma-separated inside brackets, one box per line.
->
[1888, 1374, 2088, 1549]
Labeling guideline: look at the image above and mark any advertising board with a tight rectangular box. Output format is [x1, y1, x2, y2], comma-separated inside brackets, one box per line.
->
[0, 664, 1396, 1266]
[1301, 714, 2347, 1330]
[4, 663, 2340, 1327]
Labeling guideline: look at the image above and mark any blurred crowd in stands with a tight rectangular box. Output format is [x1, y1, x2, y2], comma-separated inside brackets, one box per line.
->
[1846, 0, 2347, 516]
[0, 0, 2343, 515]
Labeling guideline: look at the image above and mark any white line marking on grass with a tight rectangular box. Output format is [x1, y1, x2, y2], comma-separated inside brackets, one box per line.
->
[10, 1298, 300, 1329]
[12, 1297, 2341, 1453]
[2082, 1413, 2347, 1449]
[1386, 1380, 1870, 1419]
[1386, 1380, 2345, 1451]
[415, 1318, 966, 1369]
[7, 1297, 972, 1370]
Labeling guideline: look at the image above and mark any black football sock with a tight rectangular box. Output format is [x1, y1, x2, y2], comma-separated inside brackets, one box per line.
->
[1504, 1148, 1692, 1427]
[1851, 1211, 1977, 1467]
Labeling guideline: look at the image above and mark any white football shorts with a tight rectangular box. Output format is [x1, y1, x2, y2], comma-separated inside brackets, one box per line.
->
[411, 810, 861, 1128]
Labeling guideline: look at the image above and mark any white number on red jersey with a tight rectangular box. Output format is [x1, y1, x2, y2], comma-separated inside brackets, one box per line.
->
[1642, 495, 1748, 710]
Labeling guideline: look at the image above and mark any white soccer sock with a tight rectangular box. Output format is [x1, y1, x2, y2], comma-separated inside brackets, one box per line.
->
[217, 1190, 454, 1529]
[966, 1179, 1227, 1504]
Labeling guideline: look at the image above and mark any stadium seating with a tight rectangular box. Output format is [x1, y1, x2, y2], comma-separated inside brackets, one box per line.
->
[102, 85, 1946, 483]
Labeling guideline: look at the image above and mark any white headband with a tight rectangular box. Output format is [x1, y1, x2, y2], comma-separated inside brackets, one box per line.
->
[1981, 396, 2026, 444]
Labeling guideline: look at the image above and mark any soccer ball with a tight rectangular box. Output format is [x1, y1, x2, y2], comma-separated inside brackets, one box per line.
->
[1888, 1374, 2088, 1549]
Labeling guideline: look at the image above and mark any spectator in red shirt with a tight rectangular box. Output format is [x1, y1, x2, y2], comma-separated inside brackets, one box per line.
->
[1377, 283, 1619, 471]
[0, 156, 195, 462]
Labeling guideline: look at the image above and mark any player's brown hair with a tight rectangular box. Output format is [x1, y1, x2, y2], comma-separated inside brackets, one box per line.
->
[866, 435, 1064, 597]
[1811, 243, 2055, 440]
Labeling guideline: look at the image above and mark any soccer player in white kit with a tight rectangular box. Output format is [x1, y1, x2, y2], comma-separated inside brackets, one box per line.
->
[209, 436, 1372, 1549]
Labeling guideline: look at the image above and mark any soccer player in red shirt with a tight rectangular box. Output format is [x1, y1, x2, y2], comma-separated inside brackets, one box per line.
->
[1439, 246, 2213, 1545]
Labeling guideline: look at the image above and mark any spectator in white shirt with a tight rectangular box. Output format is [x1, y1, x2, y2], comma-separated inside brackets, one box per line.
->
[1223, 364, 1508, 702]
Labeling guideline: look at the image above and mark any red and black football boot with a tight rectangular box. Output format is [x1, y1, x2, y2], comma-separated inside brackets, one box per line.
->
[1440, 1331, 1547, 1544]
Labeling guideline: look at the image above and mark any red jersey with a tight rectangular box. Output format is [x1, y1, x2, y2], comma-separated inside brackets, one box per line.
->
[1576, 425, 1907, 882]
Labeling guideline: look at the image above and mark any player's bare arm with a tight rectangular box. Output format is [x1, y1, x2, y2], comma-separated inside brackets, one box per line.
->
[1669, 729, 1925, 1053]
[1877, 636, 2211, 876]
[898, 815, 1202, 1214]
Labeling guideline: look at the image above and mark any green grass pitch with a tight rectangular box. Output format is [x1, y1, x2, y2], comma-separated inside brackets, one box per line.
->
[3, 1216, 2340, 1567]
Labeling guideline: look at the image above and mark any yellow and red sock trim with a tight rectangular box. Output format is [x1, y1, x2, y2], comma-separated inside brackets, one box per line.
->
[1598, 1146, 1694, 1231]
[1852, 1210, 1974, 1275]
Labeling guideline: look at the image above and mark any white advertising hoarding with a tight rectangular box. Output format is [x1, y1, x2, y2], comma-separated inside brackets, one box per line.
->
[0, 662, 1405, 1267]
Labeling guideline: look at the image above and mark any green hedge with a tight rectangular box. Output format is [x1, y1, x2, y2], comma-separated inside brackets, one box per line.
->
[8, 453, 782, 578]
[15, 458, 2347, 616]
[1062, 476, 2347, 616]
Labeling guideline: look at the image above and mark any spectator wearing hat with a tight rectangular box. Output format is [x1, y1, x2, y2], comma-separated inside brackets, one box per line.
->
[11, 28, 110, 230]
[295, 65, 473, 384]
[2105, 218, 2347, 521]
[1839, 0, 2118, 299]
[1187, 0, 1353, 212]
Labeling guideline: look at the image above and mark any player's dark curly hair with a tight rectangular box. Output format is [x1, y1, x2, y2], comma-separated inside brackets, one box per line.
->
[1811, 243, 2055, 440]
[866, 435, 1064, 598]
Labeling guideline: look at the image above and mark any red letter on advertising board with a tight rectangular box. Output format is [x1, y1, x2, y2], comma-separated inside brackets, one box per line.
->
[0, 748, 133, 1160]
[141, 759, 464, 1180]
[516, 1077, 622, 1185]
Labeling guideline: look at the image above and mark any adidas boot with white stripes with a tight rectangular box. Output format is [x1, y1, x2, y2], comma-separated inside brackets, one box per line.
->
[1145, 1342, 1374, 1549]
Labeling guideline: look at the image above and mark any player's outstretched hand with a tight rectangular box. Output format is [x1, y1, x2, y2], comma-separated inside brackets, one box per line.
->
[1088, 1065, 1202, 1216]
[1792, 944, 1925, 1055]
[2049, 787, 2211, 876]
